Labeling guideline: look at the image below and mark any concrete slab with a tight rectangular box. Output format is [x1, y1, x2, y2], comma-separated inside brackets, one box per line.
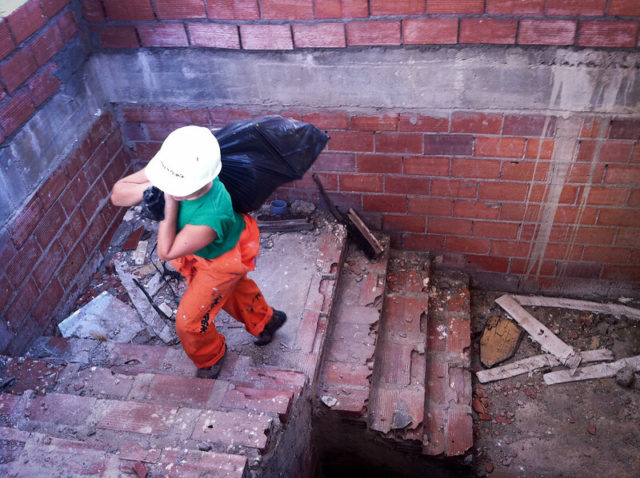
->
[58, 292, 146, 343]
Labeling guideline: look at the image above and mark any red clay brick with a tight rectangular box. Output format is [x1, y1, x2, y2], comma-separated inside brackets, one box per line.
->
[575, 226, 616, 245]
[583, 245, 630, 263]
[604, 165, 640, 185]
[578, 21, 639, 48]
[324, 362, 370, 387]
[428, 0, 483, 13]
[9, 196, 44, 247]
[502, 202, 541, 223]
[315, 0, 368, 19]
[340, 173, 382, 192]
[425, 134, 473, 156]
[609, 119, 640, 140]
[378, 341, 414, 385]
[503, 114, 556, 137]
[603, 265, 640, 282]
[460, 18, 517, 44]
[0, 274, 15, 313]
[100, 26, 140, 48]
[240, 24, 293, 50]
[616, 229, 640, 247]
[600, 141, 634, 162]
[476, 137, 525, 158]
[447, 236, 490, 254]
[155, 0, 206, 19]
[328, 130, 373, 152]
[501, 160, 550, 181]
[189, 23, 241, 48]
[59, 208, 87, 253]
[587, 186, 629, 205]
[383, 215, 425, 233]
[452, 158, 501, 179]
[474, 221, 519, 239]
[429, 217, 472, 235]
[98, 400, 177, 433]
[0, 47, 38, 93]
[629, 189, 640, 208]
[525, 138, 554, 159]
[403, 18, 458, 45]
[518, 19, 577, 46]
[223, 387, 292, 418]
[41, 0, 70, 18]
[404, 156, 450, 176]
[82, 214, 107, 252]
[431, 178, 477, 198]
[313, 152, 355, 172]
[454, 201, 500, 220]
[31, 24, 65, 67]
[363, 194, 406, 213]
[28, 63, 61, 106]
[33, 239, 64, 291]
[82, 0, 106, 23]
[385, 175, 428, 194]
[57, 242, 86, 288]
[466, 254, 509, 273]
[490, 240, 531, 258]
[193, 409, 272, 449]
[547, 0, 606, 16]
[5, 277, 39, 330]
[6, 0, 46, 44]
[376, 132, 422, 154]
[424, 406, 446, 455]
[478, 181, 528, 201]
[261, 0, 313, 19]
[403, 233, 445, 251]
[566, 162, 605, 184]
[0, 21, 16, 61]
[138, 23, 189, 47]
[609, 0, 640, 16]
[408, 197, 453, 216]
[34, 202, 66, 249]
[529, 184, 579, 204]
[447, 408, 473, 456]
[206, 0, 259, 19]
[487, 0, 544, 14]
[370, 0, 424, 15]
[293, 23, 345, 48]
[122, 106, 166, 122]
[302, 111, 349, 129]
[451, 112, 502, 135]
[347, 20, 401, 46]
[356, 154, 401, 174]
[352, 114, 398, 132]
[103, 0, 154, 21]
[399, 114, 448, 132]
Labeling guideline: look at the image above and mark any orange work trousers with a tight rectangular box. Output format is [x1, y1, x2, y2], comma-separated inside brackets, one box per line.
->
[171, 214, 273, 369]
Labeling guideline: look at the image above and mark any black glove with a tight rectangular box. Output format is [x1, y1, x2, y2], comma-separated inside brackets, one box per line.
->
[142, 186, 165, 221]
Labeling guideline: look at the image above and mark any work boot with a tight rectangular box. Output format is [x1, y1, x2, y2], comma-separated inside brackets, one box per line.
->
[196, 350, 226, 379]
[254, 310, 287, 346]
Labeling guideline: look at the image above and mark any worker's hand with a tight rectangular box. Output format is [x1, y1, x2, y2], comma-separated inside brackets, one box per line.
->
[110, 169, 152, 207]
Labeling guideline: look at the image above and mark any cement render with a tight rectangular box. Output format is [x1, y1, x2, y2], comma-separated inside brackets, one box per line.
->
[88, 46, 640, 115]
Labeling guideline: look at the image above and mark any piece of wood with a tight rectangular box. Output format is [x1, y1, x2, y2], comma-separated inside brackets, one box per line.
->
[511, 295, 640, 321]
[480, 316, 522, 368]
[543, 355, 640, 385]
[495, 294, 580, 368]
[476, 349, 615, 383]
[257, 218, 314, 232]
[347, 208, 385, 258]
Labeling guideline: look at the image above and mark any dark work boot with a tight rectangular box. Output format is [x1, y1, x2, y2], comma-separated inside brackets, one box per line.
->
[254, 310, 287, 346]
[196, 350, 226, 379]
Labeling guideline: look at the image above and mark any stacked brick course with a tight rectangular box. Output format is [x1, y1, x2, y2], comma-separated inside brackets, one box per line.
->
[83, 0, 640, 50]
[0, 113, 130, 354]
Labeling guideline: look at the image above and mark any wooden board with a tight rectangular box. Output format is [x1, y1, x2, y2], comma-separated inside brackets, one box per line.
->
[543, 355, 640, 385]
[495, 294, 580, 368]
[480, 316, 522, 368]
[476, 349, 614, 383]
[511, 295, 640, 321]
[347, 208, 385, 258]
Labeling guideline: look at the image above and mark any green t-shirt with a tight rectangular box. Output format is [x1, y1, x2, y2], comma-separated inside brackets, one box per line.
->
[177, 178, 245, 259]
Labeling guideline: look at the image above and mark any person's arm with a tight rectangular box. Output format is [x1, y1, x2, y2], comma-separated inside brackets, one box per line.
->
[110, 169, 152, 207]
[156, 194, 218, 261]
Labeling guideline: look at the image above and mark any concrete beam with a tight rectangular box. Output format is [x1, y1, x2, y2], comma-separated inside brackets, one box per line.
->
[88, 46, 640, 115]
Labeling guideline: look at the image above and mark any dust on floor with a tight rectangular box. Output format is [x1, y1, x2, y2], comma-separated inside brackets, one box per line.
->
[470, 290, 640, 478]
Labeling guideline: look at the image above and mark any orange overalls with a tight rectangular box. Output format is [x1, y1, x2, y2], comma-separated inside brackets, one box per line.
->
[171, 214, 273, 368]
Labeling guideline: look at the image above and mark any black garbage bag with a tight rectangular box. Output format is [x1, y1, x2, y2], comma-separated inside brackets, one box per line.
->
[214, 115, 329, 212]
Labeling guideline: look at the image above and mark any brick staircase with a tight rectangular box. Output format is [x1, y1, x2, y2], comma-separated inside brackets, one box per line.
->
[317, 245, 473, 471]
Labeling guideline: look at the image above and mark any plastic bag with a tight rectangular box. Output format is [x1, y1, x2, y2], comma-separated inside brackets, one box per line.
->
[142, 186, 165, 221]
[215, 115, 329, 212]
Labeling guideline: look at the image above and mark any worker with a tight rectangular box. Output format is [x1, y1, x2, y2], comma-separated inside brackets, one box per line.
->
[110, 125, 286, 378]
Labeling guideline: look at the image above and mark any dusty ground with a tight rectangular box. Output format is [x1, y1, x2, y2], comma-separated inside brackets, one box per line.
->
[470, 290, 640, 478]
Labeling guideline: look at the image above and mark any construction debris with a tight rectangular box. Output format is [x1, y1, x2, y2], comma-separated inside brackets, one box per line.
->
[476, 349, 614, 384]
[480, 316, 522, 368]
[511, 295, 640, 321]
[58, 291, 147, 342]
[495, 294, 581, 369]
[543, 355, 640, 385]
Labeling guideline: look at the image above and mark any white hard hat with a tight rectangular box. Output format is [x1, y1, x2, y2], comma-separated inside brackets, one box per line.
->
[145, 125, 221, 197]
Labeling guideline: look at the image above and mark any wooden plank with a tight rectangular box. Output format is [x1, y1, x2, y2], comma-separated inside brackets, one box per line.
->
[347, 208, 385, 257]
[495, 294, 579, 367]
[543, 355, 640, 385]
[257, 218, 314, 232]
[511, 295, 640, 321]
[480, 316, 522, 368]
[476, 349, 614, 383]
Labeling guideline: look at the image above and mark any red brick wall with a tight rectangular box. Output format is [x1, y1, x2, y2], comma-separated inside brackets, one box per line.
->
[0, 112, 130, 354]
[120, 105, 640, 295]
[83, 0, 640, 50]
[0, 0, 79, 143]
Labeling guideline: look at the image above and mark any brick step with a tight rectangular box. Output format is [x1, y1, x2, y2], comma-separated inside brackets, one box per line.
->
[0, 388, 274, 457]
[367, 251, 430, 446]
[317, 237, 390, 417]
[0, 355, 297, 423]
[423, 268, 473, 457]
[0, 426, 248, 477]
